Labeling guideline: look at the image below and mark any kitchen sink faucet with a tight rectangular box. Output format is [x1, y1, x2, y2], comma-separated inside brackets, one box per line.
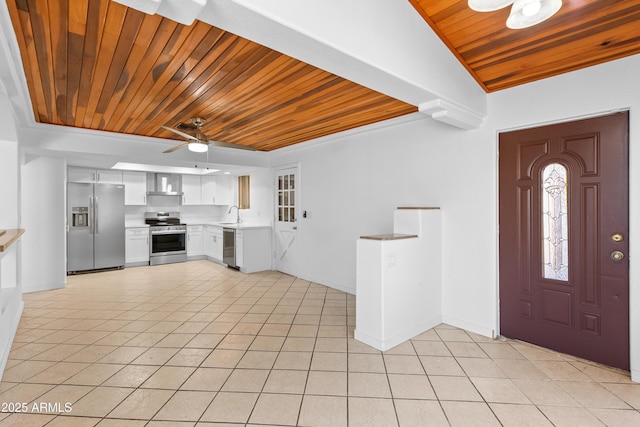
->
[228, 205, 241, 224]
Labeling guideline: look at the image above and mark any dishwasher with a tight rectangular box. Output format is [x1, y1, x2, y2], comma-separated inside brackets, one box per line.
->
[223, 228, 237, 269]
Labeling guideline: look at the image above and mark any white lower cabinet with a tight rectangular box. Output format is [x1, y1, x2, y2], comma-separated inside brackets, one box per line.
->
[204, 226, 223, 262]
[235, 227, 271, 273]
[236, 229, 244, 268]
[187, 225, 204, 258]
[125, 227, 149, 266]
[214, 228, 223, 260]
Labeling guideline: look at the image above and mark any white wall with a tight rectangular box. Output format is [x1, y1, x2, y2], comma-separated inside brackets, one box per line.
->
[0, 141, 19, 227]
[0, 90, 18, 227]
[20, 155, 67, 293]
[271, 54, 640, 380]
[236, 168, 273, 224]
[0, 91, 23, 380]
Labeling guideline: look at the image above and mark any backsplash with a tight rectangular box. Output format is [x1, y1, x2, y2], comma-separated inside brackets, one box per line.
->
[125, 203, 269, 225]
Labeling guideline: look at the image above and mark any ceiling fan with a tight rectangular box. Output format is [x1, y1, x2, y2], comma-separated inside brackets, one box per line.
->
[161, 118, 256, 153]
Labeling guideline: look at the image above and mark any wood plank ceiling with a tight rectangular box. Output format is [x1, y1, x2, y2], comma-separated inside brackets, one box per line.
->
[409, 0, 640, 92]
[6, 0, 416, 152]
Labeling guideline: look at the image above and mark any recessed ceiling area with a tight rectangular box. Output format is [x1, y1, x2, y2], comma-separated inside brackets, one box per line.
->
[5, 0, 640, 153]
[409, 0, 640, 92]
[6, 0, 416, 152]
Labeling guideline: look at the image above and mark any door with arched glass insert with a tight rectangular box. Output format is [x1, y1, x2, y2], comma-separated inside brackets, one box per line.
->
[499, 112, 629, 370]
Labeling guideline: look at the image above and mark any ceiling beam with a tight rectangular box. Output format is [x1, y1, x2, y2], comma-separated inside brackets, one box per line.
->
[165, 0, 488, 128]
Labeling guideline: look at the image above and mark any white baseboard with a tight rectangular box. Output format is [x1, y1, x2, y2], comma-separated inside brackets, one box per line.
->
[297, 273, 355, 295]
[441, 315, 495, 339]
[22, 281, 65, 294]
[355, 315, 443, 351]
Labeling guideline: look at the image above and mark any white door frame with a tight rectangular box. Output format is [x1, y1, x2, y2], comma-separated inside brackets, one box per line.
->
[273, 163, 300, 277]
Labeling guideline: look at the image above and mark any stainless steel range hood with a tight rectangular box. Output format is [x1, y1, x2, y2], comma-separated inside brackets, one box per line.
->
[147, 173, 183, 196]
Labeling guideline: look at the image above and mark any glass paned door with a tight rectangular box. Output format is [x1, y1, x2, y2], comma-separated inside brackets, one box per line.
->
[278, 173, 296, 222]
[274, 167, 299, 277]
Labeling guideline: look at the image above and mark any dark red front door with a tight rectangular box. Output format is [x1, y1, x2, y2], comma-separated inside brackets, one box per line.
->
[499, 112, 629, 370]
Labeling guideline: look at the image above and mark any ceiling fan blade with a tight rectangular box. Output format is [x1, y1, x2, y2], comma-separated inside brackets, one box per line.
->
[161, 125, 199, 142]
[209, 140, 257, 151]
[163, 143, 188, 153]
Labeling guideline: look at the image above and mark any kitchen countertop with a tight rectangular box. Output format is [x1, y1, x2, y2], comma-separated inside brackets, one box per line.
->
[125, 222, 149, 228]
[360, 233, 418, 241]
[0, 229, 25, 252]
[125, 221, 271, 229]
[198, 222, 272, 229]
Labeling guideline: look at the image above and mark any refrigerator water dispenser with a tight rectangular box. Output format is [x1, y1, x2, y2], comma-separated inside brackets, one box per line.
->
[72, 207, 89, 227]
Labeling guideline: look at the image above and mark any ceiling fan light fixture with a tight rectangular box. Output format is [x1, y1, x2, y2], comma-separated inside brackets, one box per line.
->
[187, 141, 208, 153]
[468, 0, 514, 12]
[507, 0, 562, 29]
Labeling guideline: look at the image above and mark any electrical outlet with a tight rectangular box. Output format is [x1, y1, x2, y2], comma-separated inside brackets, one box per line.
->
[387, 253, 396, 267]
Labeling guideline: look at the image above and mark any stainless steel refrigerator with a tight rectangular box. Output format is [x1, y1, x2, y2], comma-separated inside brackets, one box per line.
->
[67, 182, 125, 273]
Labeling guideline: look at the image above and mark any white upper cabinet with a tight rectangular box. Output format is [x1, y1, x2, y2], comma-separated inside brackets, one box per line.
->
[68, 167, 123, 184]
[185, 174, 236, 206]
[201, 175, 217, 205]
[215, 175, 235, 206]
[181, 175, 202, 205]
[123, 171, 147, 205]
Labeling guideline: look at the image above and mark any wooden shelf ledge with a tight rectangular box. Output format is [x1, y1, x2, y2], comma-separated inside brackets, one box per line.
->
[360, 233, 418, 241]
[0, 229, 25, 252]
[397, 206, 440, 210]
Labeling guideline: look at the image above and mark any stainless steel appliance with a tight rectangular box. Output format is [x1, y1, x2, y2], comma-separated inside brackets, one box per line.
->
[145, 212, 187, 265]
[147, 173, 183, 196]
[223, 227, 237, 269]
[67, 182, 125, 273]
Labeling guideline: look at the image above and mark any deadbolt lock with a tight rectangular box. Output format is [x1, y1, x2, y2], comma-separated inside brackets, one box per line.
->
[611, 233, 624, 242]
[611, 250, 625, 261]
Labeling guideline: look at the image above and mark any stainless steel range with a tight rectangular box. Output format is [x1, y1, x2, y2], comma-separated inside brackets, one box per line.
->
[145, 212, 187, 265]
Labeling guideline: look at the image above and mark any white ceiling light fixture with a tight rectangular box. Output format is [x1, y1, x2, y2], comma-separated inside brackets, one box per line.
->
[507, 0, 562, 29]
[468, 0, 562, 29]
[468, 0, 514, 12]
[187, 141, 208, 153]
[112, 0, 206, 26]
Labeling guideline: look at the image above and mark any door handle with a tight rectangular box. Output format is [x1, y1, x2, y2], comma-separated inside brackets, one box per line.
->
[293, 226, 297, 230]
[611, 250, 625, 261]
[94, 196, 99, 234]
[89, 195, 94, 235]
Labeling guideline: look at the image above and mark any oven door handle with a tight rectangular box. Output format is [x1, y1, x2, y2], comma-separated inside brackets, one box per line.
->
[150, 230, 187, 235]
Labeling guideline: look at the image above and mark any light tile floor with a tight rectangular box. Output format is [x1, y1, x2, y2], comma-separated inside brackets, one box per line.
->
[1, 260, 639, 426]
